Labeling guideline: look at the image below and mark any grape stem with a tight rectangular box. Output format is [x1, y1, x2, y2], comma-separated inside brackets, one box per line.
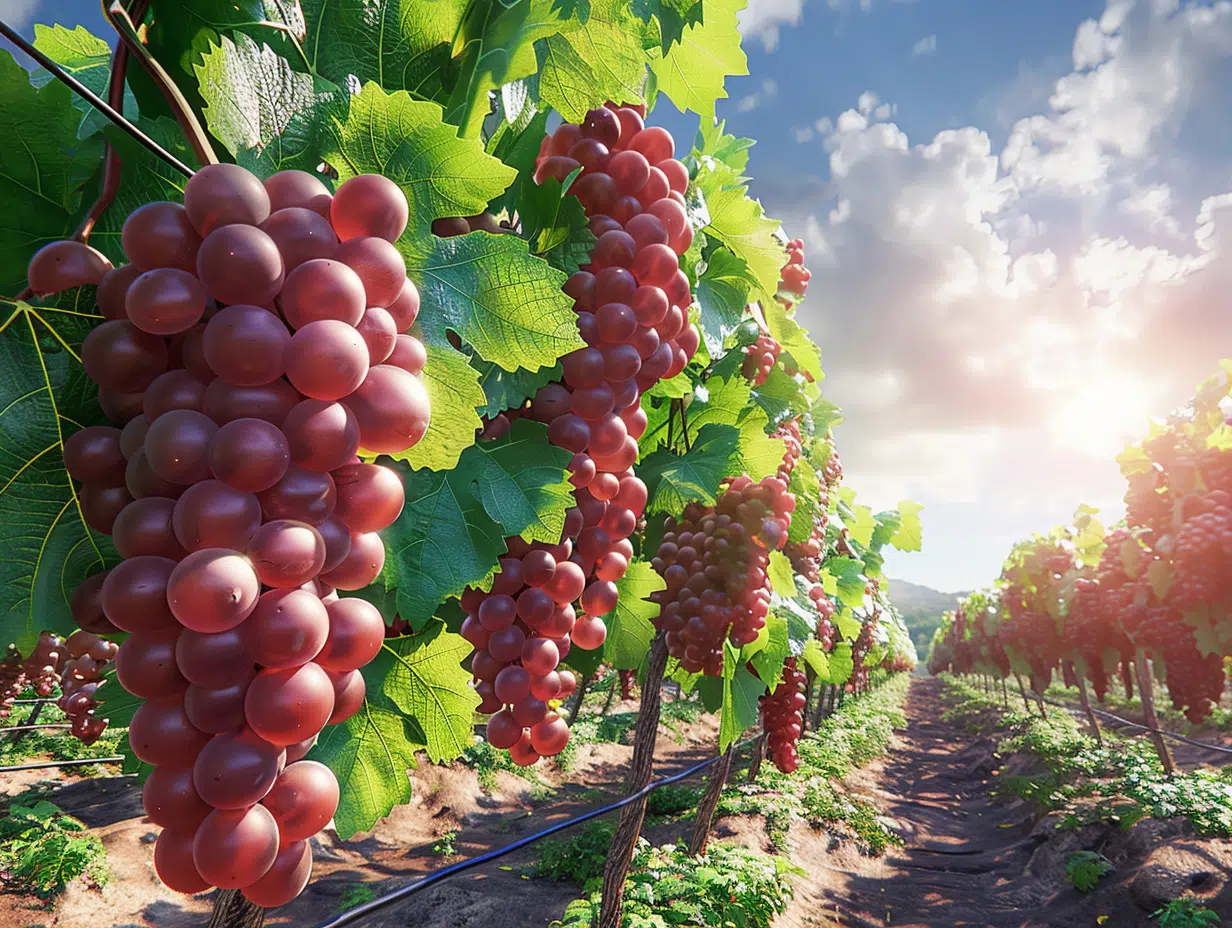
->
[102, 0, 218, 167]
[208, 889, 264, 928]
[0, 14, 193, 178]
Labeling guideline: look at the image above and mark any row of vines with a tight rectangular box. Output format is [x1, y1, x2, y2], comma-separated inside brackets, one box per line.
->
[0, 1, 921, 925]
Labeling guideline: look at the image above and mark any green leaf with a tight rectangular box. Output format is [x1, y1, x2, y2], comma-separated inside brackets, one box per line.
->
[379, 623, 481, 763]
[826, 641, 854, 686]
[833, 607, 862, 642]
[300, 0, 467, 101]
[787, 459, 820, 545]
[734, 415, 786, 481]
[767, 551, 795, 598]
[323, 83, 517, 251]
[750, 368, 809, 429]
[747, 611, 790, 691]
[842, 501, 877, 548]
[392, 345, 484, 471]
[405, 230, 584, 373]
[821, 556, 865, 611]
[649, 0, 748, 119]
[195, 33, 342, 170]
[0, 295, 119, 655]
[31, 26, 139, 139]
[695, 247, 753, 355]
[810, 396, 844, 432]
[534, 0, 649, 122]
[720, 654, 764, 751]
[518, 174, 597, 275]
[639, 423, 739, 515]
[471, 357, 561, 419]
[602, 558, 664, 669]
[487, 108, 550, 217]
[800, 639, 830, 682]
[0, 50, 103, 293]
[891, 500, 924, 552]
[704, 186, 784, 304]
[383, 421, 573, 627]
[763, 300, 823, 385]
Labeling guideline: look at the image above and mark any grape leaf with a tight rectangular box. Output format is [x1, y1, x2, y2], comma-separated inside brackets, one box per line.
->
[734, 415, 786, 481]
[704, 186, 784, 305]
[891, 500, 924, 552]
[195, 33, 342, 169]
[787, 459, 820, 545]
[649, 0, 747, 119]
[300, 0, 467, 102]
[0, 50, 103, 293]
[833, 607, 862, 642]
[800, 639, 830, 682]
[601, 558, 664, 670]
[404, 230, 584, 373]
[639, 422, 739, 515]
[719, 644, 764, 751]
[821, 556, 866, 610]
[747, 610, 789, 691]
[382, 420, 573, 628]
[841, 500, 877, 548]
[322, 83, 517, 251]
[763, 299, 823, 385]
[387, 345, 484, 472]
[750, 367, 809, 428]
[518, 174, 597, 275]
[471, 357, 561, 419]
[487, 108, 550, 217]
[767, 551, 795, 598]
[826, 641, 854, 686]
[695, 247, 753, 355]
[534, 0, 649, 121]
[0, 294, 119, 655]
[379, 623, 480, 763]
[30, 25, 139, 140]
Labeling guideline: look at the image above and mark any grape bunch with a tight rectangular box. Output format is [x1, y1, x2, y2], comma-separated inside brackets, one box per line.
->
[1169, 491, 1232, 609]
[650, 475, 795, 675]
[776, 239, 810, 310]
[741, 333, 781, 387]
[814, 594, 837, 652]
[460, 104, 701, 762]
[822, 440, 843, 486]
[58, 630, 119, 744]
[0, 633, 65, 719]
[774, 419, 802, 482]
[759, 657, 806, 773]
[33, 162, 432, 907]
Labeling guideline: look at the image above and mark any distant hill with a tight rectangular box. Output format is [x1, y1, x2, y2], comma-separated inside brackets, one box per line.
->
[885, 579, 966, 660]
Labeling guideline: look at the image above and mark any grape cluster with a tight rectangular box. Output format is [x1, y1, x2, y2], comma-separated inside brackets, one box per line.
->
[461, 104, 701, 761]
[33, 163, 431, 907]
[774, 419, 802, 482]
[823, 441, 843, 486]
[0, 633, 64, 719]
[776, 239, 810, 309]
[619, 668, 635, 700]
[651, 475, 795, 675]
[741, 333, 781, 387]
[58, 630, 118, 744]
[1170, 491, 1232, 609]
[759, 657, 806, 773]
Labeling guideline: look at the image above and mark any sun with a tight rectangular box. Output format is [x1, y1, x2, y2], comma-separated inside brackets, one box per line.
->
[1047, 373, 1161, 458]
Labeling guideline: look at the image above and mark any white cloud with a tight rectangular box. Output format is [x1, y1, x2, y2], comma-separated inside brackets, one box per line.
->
[735, 78, 779, 113]
[911, 34, 937, 57]
[738, 0, 810, 52]
[0, 0, 40, 31]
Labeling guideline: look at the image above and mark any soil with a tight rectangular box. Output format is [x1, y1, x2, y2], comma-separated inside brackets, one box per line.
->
[5, 679, 1232, 928]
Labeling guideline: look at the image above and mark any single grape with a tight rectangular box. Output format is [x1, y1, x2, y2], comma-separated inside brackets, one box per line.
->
[485, 710, 522, 749]
[125, 448, 185, 500]
[282, 400, 360, 472]
[115, 628, 186, 698]
[241, 840, 313, 908]
[245, 663, 335, 746]
[355, 307, 398, 364]
[210, 418, 291, 493]
[261, 759, 340, 843]
[202, 305, 291, 387]
[97, 264, 142, 321]
[247, 588, 330, 669]
[144, 409, 218, 485]
[529, 713, 570, 756]
[192, 804, 280, 889]
[327, 669, 365, 724]
[143, 766, 211, 830]
[316, 515, 353, 573]
[196, 225, 285, 307]
[122, 201, 201, 273]
[184, 679, 251, 734]
[258, 467, 337, 524]
[27, 240, 112, 295]
[247, 520, 326, 588]
[315, 598, 385, 671]
[166, 548, 261, 633]
[172, 479, 262, 551]
[154, 828, 212, 895]
[175, 625, 252, 689]
[184, 162, 272, 235]
[260, 207, 338, 271]
[318, 530, 384, 590]
[128, 695, 210, 766]
[203, 378, 301, 428]
[284, 319, 370, 401]
[334, 236, 406, 308]
[143, 370, 208, 420]
[331, 463, 405, 533]
[344, 364, 431, 454]
[71, 571, 118, 635]
[385, 334, 427, 376]
[385, 278, 420, 331]
[279, 258, 367, 329]
[64, 425, 126, 487]
[82, 320, 169, 392]
[125, 268, 208, 335]
[100, 555, 177, 633]
[193, 727, 285, 809]
[331, 174, 409, 243]
[264, 169, 332, 219]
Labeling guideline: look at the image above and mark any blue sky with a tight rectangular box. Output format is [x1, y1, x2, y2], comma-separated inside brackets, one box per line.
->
[6, 0, 1232, 594]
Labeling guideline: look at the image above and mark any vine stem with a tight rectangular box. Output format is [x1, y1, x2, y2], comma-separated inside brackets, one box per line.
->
[208, 889, 264, 928]
[102, 0, 217, 167]
[687, 741, 734, 856]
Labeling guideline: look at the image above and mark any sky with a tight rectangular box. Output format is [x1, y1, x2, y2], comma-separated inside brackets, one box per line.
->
[5, 0, 1232, 593]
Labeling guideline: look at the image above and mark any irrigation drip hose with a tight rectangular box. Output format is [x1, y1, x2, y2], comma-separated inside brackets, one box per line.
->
[0, 17, 196, 177]
[11, 698, 57, 704]
[1032, 692, 1232, 757]
[0, 756, 124, 772]
[312, 737, 757, 928]
[1, 723, 71, 733]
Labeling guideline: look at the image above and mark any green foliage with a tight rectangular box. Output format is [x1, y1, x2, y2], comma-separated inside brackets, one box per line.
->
[645, 784, 701, 818]
[0, 800, 107, 898]
[1065, 851, 1112, 892]
[335, 883, 380, 913]
[1153, 899, 1221, 926]
[432, 830, 459, 857]
[535, 819, 614, 882]
[0, 698, 122, 771]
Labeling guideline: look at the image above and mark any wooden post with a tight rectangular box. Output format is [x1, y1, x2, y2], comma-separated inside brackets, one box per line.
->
[601, 673, 617, 715]
[566, 671, 592, 726]
[1000, 677, 1009, 709]
[1070, 663, 1103, 746]
[1133, 649, 1176, 776]
[599, 633, 669, 928]
[802, 666, 816, 732]
[208, 890, 264, 928]
[688, 742, 735, 856]
[1014, 673, 1033, 712]
[7, 701, 42, 747]
[746, 731, 766, 783]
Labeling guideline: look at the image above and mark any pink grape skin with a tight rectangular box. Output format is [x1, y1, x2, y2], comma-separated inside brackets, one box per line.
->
[508, 731, 540, 767]
[260, 207, 338, 271]
[530, 713, 570, 756]
[128, 695, 210, 766]
[166, 548, 261, 634]
[100, 555, 177, 633]
[385, 279, 420, 331]
[319, 530, 384, 590]
[284, 319, 370, 402]
[192, 804, 280, 889]
[241, 840, 313, 907]
[143, 370, 207, 420]
[122, 201, 201, 273]
[264, 170, 332, 219]
[143, 766, 211, 830]
[488, 625, 526, 663]
[82, 320, 169, 393]
[485, 710, 522, 749]
[154, 828, 212, 894]
[115, 628, 186, 698]
[202, 305, 291, 387]
[332, 463, 405, 533]
[316, 515, 353, 573]
[125, 268, 208, 335]
[334, 236, 407, 307]
[315, 598, 385, 672]
[512, 697, 547, 727]
[172, 479, 262, 552]
[344, 365, 431, 454]
[327, 669, 365, 724]
[196, 224, 285, 307]
[245, 663, 335, 746]
[521, 637, 560, 676]
[355, 307, 398, 364]
[261, 760, 340, 844]
[247, 519, 326, 588]
[386, 334, 427, 376]
[113, 497, 187, 560]
[81, 483, 130, 533]
[494, 665, 531, 704]
[144, 409, 217, 485]
[184, 680, 250, 734]
[210, 419, 291, 493]
[192, 727, 284, 809]
[529, 671, 562, 702]
[247, 588, 330, 668]
[282, 400, 360, 472]
[258, 467, 337, 524]
[284, 735, 317, 764]
[184, 162, 272, 235]
[175, 625, 252, 689]
[572, 614, 607, 650]
[203, 378, 301, 428]
[279, 258, 367, 330]
[331, 174, 409, 243]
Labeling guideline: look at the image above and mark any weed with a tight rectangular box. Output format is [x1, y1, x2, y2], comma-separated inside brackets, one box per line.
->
[432, 830, 458, 857]
[1065, 851, 1112, 892]
[0, 800, 107, 898]
[1153, 898, 1221, 926]
[535, 819, 615, 883]
[336, 883, 379, 912]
